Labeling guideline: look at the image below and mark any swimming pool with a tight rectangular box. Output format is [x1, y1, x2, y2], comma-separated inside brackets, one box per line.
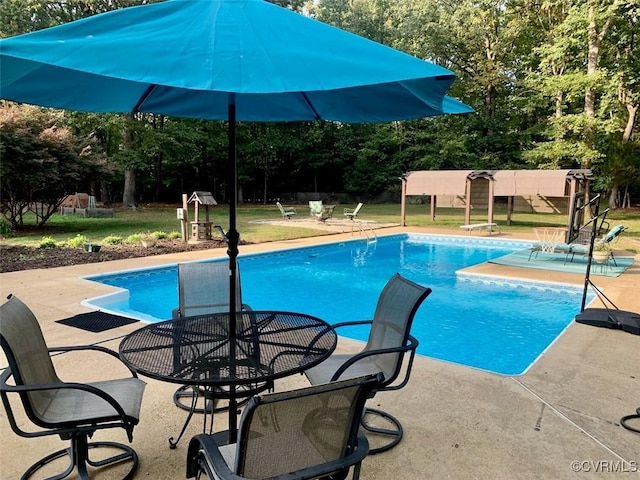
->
[84, 234, 590, 375]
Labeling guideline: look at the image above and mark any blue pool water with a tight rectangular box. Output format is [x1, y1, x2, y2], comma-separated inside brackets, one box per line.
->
[84, 234, 589, 375]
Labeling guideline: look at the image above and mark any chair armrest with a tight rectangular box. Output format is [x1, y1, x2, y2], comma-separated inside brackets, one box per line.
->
[0, 367, 132, 431]
[187, 431, 370, 480]
[331, 319, 373, 330]
[49, 344, 139, 378]
[330, 335, 419, 385]
[187, 433, 241, 479]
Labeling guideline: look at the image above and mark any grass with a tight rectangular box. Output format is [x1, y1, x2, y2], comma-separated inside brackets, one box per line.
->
[2, 202, 639, 253]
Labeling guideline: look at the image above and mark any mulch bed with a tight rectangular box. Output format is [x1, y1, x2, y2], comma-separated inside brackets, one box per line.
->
[0, 239, 229, 273]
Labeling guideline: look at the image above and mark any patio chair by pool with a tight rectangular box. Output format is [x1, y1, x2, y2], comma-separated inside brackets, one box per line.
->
[344, 202, 363, 220]
[0, 294, 145, 480]
[304, 273, 432, 454]
[309, 200, 323, 218]
[566, 224, 627, 266]
[173, 262, 250, 319]
[172, 263, 268, 415]
[318, 204, 336, 222]
[276, 201, 296, 220]
[186, 374, 381, 480]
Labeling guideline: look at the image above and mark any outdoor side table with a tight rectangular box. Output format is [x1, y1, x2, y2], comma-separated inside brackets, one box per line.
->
[119, 311, 337, 447]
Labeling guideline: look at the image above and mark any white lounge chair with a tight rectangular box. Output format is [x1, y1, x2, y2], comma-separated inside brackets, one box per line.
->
[276, 202, 296, 220]
[344, 202, 363, 220]
[309, 200, 323, 218]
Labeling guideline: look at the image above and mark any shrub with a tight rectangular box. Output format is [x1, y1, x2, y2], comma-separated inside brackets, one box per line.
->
[126, 233, 143, 243]
[39, 236, 57, 249]
[151, 231, 167, 240]
[0, 217, 13, 237]
[102, 235, 124, 245]
[168, 231, 181, 239]
[67, 234, 88, 248]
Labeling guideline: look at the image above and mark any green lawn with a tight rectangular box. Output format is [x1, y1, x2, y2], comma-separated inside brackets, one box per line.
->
[2, 203, 639, 253]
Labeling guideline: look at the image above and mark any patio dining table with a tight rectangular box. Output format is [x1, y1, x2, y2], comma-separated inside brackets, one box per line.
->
[119, 311, 337, 447]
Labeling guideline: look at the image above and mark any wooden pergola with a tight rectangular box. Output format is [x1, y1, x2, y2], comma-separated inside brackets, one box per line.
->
[400, 169, 592, 235]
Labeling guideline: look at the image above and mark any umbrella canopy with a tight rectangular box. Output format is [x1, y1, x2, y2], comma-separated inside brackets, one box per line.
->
[1, 0, 472, 440]
[0, 0, 472, 121]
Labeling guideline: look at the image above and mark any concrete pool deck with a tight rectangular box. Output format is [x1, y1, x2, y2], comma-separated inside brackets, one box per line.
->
[1, 226, 639, 479]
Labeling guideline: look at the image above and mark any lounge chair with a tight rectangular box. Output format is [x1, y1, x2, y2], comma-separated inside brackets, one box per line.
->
[0, 294, 145, 480]
[304, 273, 431, 454]
[308, 200, 323, 218]
[186, 374, 381, 480]
[566, 224, 627, 265]
[344, 202, 363, 220]
[317, 204, 335, 222]
[309, 200, 335, 222]
[276, 201, 296, 220]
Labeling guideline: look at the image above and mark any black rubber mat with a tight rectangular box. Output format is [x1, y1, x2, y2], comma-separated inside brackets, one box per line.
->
[56, 311, 139, 332]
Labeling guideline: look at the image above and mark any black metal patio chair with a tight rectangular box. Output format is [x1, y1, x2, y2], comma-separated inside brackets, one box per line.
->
[186, 374, 381, 480]
[304, 273, 431, 454]
[172, 262, 270, 415]
[0, 294, 146, 480]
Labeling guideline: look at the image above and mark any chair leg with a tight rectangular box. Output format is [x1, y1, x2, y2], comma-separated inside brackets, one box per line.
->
[360, 407, 403, 455]
[21, 434, 138, 480]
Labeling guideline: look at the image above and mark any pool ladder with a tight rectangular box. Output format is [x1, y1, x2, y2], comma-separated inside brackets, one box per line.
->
[351, 221, 377, 242]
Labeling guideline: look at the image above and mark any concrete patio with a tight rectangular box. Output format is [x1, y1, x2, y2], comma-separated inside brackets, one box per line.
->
[1, 227, 638, 479]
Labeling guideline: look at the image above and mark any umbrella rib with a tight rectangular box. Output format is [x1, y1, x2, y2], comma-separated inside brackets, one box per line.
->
[300, 92, 321, 120]
[133, 84, 158, 113]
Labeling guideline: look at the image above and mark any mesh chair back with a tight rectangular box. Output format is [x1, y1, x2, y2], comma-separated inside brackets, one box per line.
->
[235, 374, 379, 478]
[177, 262, 243, 317]
[0, 295, 62, 423]
[363, 274, 431, 386]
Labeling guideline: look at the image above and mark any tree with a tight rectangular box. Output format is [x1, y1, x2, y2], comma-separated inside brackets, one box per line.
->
[600, 0, 640, 207]
[0, 104, 100, 229]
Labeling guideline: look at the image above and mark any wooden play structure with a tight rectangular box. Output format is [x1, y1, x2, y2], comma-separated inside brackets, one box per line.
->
[60, 192, 113, 217]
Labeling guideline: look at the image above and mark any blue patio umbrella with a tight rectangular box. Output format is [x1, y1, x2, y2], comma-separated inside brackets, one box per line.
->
[1, 0, 472, 438]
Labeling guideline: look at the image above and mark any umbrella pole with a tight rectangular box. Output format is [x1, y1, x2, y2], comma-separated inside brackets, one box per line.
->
[227, 100, 239, 442]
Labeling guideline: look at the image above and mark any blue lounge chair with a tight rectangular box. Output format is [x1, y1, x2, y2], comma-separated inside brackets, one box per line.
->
[567, 225, 627, 265]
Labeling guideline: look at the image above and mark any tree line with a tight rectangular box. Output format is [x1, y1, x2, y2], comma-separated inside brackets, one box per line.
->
[1, 0, 638, 229]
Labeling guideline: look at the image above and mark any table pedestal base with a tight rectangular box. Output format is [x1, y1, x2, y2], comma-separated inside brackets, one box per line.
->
[168, 381, 272, 448]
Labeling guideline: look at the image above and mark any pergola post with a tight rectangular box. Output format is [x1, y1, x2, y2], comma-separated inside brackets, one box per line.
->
[430, 195, 436, 221]
[566, 177, 578, 242]
[464, 178, 471, 226]
[400, 176, 407, 227]
[487, 177, 495, 224]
